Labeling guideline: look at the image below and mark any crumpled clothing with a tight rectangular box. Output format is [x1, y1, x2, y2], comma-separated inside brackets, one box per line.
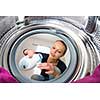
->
[0, 67, 18, 83]
[72, 64, 100, 83]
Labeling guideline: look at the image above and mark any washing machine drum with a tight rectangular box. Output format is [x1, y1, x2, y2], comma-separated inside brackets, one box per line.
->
[0, 17, 100, 83]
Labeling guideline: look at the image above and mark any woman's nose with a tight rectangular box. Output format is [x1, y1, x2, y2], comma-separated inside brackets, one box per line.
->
[53, 49, 57, 54]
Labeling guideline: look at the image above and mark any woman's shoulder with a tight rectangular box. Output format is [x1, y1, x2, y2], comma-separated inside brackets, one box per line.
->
[58, 60, 66, 66]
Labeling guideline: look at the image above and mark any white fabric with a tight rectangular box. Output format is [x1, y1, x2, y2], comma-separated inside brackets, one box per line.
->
[18, 54, 43, 75]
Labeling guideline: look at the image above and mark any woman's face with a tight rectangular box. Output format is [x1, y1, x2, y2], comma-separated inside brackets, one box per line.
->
[50, 41, 66, 60]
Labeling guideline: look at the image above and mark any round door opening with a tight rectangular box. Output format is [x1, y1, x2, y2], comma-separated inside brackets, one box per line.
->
[8, 28, 78, 82]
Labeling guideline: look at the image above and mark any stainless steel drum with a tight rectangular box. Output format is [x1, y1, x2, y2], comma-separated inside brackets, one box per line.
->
[0, 16, 100, 82]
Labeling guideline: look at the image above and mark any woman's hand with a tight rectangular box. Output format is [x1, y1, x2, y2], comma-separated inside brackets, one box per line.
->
[23, 49, 35, 58]
[38, 63, 60, 78]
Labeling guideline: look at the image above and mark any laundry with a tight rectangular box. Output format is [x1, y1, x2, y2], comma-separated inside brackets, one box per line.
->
[0, 67, 18, 83]
[72, 64, 100, 83]
[18, 53, 43, 75]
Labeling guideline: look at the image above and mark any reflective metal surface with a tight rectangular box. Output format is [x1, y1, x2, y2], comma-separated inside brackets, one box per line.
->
[0, 16, 100, 82]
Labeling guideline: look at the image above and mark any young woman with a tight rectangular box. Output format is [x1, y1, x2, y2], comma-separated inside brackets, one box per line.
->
[23, 40, 67, 81]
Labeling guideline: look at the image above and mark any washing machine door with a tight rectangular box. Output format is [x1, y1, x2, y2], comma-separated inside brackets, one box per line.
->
[0, 16, 100, 83]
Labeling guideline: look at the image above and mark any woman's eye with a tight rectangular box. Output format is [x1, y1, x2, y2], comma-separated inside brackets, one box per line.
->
[58, 51, 61, 53]
[52, 47, 55, 49]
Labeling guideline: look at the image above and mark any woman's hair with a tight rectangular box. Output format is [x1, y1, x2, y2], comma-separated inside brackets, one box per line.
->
[56, 40, 67, 56]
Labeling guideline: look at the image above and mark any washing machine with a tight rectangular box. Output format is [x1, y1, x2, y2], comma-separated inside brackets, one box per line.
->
[0, 16, 100, 83]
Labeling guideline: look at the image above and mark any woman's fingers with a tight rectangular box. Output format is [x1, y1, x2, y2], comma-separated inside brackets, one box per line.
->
[38, 63, 60, 77]
[28, 50, 34, 58]
[38, 63, 50, 70]
[38, 63, 54, 71]
[23, 49, 35, 58]
[38, 63, 48, 67]
[45, 70, 54, 74]
[23, 49, 28, 55]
